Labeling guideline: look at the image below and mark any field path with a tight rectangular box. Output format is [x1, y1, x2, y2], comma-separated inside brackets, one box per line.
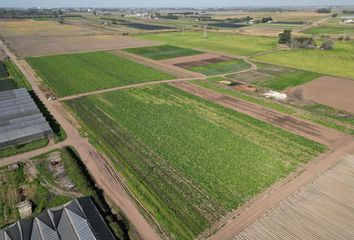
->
[294, 15, 332, 34]
[171, 81, 344, 147]
[58, 77, 201, 101]
[0, 40, 163, 240]
[113, 49, 204, 78]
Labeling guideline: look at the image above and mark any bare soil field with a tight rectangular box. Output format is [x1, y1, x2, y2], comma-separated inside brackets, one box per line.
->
[212, 11, 330, 23]
[4, 35, 157, 58]
[290, 76, 354, 114]
[171, 81, 344, 146]
[0, 19, 104, 37]
[0, 19, 158, 57]
[235, 153, 354, 240]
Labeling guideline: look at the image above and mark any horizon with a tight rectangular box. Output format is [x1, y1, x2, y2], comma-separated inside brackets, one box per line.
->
[1, 0, 354, 8]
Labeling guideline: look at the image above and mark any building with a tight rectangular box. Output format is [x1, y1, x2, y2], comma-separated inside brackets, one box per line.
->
[0, 197, 116, 240]
[341, 16, 354, 24]
[0, 88, 52, 149]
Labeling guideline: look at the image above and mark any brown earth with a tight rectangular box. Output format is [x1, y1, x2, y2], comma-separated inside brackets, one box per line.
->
[171, 81, 344, 147]
[235, 153, 354, 240]
[0, 19, 160, 58]
[290, 76, 354, 114]
[3, 34, 159, 58]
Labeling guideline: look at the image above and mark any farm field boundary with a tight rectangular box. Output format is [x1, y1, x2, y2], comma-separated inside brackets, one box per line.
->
[113, 49, 204, 78]
[171, 81, 344, 146]
[27, 51, 175, 97]
[64, 84, 325, 239]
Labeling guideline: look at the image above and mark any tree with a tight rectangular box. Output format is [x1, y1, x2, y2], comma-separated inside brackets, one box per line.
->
[332, 13, 338, 17]
[316, 8, 331, 13]
[58, 17, 64, 24]
[321, 38, 334, 50]
[261, 17, 273, 23]
[278, 29, 292, 44]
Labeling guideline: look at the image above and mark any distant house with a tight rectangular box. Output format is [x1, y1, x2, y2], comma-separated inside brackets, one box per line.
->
[340, 16, 354, 24]
[0, 197, 116, 240]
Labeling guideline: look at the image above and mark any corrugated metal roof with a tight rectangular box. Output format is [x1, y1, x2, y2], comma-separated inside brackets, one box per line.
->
[0, 88, 52, 148]
[0, 197, 115, 240]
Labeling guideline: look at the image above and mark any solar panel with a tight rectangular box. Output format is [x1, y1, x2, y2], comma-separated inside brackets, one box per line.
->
[0, 88, 53, 148]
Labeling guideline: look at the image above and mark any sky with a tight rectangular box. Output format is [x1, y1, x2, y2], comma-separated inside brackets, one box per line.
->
[0, 0, 353, 8]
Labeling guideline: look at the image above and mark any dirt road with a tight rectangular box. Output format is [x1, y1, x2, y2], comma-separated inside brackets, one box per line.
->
[58, 77, 201, 101]
[171, 81, 344, 147]
[0, 40, 162, 240]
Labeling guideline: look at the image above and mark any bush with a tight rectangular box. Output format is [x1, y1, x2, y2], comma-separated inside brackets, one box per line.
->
[290, 37, 316, 49]
[321, 38, 334, 50]
[332, 13, 338, 17]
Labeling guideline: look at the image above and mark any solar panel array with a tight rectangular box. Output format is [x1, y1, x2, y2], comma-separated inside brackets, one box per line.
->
[0, 88, 52, 149]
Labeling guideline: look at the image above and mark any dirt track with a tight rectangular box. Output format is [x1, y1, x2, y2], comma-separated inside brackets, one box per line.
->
[0, 40, 162, 240]
[171, 81, 344, 147]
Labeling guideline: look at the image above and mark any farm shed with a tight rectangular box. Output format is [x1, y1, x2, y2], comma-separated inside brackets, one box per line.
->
[0, 88, 52, 149]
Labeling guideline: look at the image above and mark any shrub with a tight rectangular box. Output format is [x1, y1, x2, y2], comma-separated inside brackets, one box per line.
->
[321, 38, 334, 50]
[290, 37, 316, 49]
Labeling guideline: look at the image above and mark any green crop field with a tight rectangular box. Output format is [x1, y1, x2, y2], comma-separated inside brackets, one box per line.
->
[192, 78, 354, 135]
[257, 69, 321, 90]
[124, 45, 203, 60]
[304, 26, 354, 35]
[253, 41, 354, 80]
[304, 17, 354, 35]
[189, 59, 251, 75]
[27, 51, 174, 96]
[135, 32, 277, 56]
[66, 84, 324, 239]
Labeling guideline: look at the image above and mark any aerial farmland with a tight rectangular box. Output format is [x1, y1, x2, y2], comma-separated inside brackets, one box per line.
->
[0, 3, 354, 240]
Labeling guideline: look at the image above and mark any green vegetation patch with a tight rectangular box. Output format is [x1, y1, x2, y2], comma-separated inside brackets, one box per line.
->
[0, 138, 49, 158]
[66, 84, 324, 239]
[27, 51, 174, 97]
[258, 70, 321, 90]
[253, 41, 354, 80]
[189, 59, 251, 76]
[304, 26, 354, 35]
[192, 79, 354, 135]
[135, 32, 277, 56]
[125, 45, 203, 60]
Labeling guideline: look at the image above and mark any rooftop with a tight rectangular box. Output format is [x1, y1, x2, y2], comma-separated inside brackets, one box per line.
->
[0, 88, 52, 149]
[0, 197, 116, 240]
